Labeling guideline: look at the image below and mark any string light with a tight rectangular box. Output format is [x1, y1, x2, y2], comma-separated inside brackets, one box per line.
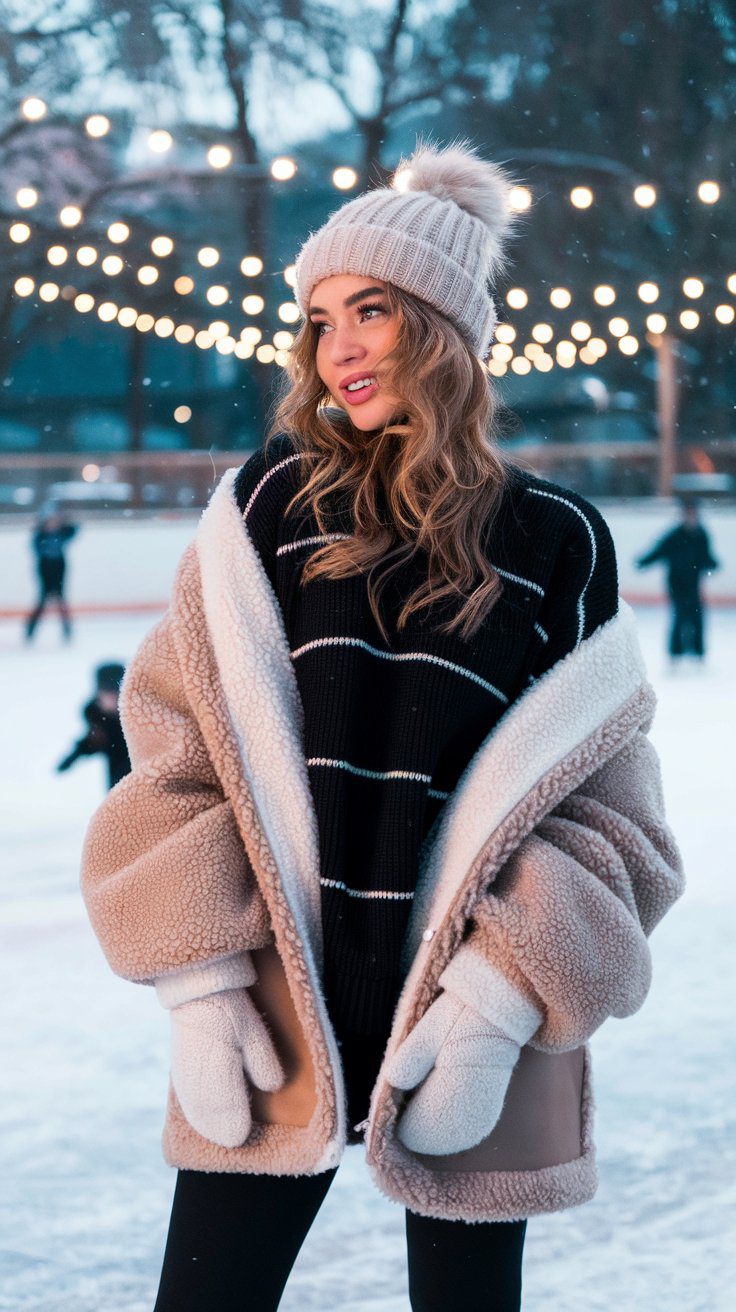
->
[148, 129, 173, 153]
[697, 181, 719, 204]
[21, 97, 46, 120]
[198, 246, 219, 268]
[618, 335, 639, 354]
[174, 324, 195, 343]
[207, 145, 232, 169]
[101, 255, 124, 275]
[59, 206, 83, 227]
[154, 317, 175, 337]
[715, 305, 735, 324]
[550, 287, 572, 309]
[333, 167, 358, 190]
[271, 157, 296, 181]
[570, 187, 593, 208]
[682, 277, 704, 298]
[506, 288, 528, 310]
[646, 313, 667, 333]
[509, 186, 532, 211]
[608, 317, 629, 337]
[495, 323, 516, 343]
[9, 223, 31, 243]
[16, 187, 38, 209]
[208, 321, 229, 340]
[151, 236, 174, 257]
[47, 245, 68, 265]
[137, 266, 159, 285]
[278, 301, 300, 323]
[86, 114, 110, 137]
[638, 282, 659, 303]
[174, 405, 192, 422]
[76, 246, 98, 266]
[240, 256, 263, 277]
[680, 309, 700, 329]
[206, 285, 229, 306]
[593, 285, 616, 306]
[117, 307, 138, 327]
[97, 302, 118, 321]
[174, 276, 194, 294]
[242, 295, 265, 315]
[15, 277, 35, 296]
[135, 313, 154, 332]
[531, 323, 553, 344]
[39, 283, 59, 302]
[107, 223, 130, 243]
[633, 185, 657, 207]
[74, 293, 94, 312]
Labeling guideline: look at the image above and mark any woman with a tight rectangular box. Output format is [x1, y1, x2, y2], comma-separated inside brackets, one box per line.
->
[80, 140, 685, 1311]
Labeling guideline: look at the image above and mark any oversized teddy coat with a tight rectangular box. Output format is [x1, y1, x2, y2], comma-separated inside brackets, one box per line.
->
[80, 468, 685, 1223]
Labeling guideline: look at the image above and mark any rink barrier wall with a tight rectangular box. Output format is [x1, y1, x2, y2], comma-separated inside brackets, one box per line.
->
[2, 499, 735, 615]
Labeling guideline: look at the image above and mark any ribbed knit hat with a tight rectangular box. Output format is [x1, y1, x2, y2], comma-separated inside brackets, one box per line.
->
[293, 137, 521, 359]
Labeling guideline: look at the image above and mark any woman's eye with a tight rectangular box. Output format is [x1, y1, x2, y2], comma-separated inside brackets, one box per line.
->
[314, 303, 386, 336]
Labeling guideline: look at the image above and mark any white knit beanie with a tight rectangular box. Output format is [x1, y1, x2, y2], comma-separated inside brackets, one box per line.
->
[293, 137, 522, 360]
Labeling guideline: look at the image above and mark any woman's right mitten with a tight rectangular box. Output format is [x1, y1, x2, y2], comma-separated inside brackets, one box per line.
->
[156, 952, 285, 1148]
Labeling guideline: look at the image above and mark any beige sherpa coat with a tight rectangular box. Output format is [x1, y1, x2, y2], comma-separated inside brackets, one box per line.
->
[80, 469, 685, 1223]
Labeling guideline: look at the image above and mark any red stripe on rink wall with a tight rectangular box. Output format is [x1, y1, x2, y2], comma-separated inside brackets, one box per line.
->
[1, 591, 735, 620]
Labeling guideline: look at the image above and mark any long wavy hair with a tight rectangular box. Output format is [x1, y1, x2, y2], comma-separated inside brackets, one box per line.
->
[265, 280, 517, 645]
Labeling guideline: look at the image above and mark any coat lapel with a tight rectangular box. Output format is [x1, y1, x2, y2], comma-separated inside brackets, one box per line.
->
[196, 467, 325, 975]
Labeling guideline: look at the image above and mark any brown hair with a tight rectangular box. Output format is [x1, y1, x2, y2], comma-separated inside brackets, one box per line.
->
[265, 281, 516, 645]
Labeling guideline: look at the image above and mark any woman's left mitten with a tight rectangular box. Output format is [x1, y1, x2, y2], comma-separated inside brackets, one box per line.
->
[385, 945, 542, 1155]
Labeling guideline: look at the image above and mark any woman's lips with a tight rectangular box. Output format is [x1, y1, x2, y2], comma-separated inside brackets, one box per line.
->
[340, 379, 379, 406]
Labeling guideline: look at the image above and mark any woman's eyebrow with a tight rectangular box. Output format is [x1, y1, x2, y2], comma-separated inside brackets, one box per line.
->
[308, 286, 385, 316]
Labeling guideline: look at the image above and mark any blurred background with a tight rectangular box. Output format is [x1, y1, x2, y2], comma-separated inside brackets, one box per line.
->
[1, 3, 734, 1310]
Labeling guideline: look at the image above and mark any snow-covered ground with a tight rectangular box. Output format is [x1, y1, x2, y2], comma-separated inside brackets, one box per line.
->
[1, 603, 735, 1312]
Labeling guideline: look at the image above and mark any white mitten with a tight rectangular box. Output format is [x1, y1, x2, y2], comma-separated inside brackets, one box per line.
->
[155, 951, 285, 1148]
[385, 945, 542, 1155]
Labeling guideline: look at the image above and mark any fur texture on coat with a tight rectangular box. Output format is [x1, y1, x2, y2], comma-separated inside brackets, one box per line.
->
[80, 468, 685, 1222]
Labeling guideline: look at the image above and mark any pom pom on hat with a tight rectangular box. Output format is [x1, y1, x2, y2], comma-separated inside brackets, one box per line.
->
[392, 137, 518, 248]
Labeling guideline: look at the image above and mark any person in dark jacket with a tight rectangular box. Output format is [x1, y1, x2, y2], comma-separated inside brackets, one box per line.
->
[25, 505, 78, 642]
[57, 663, 131, 790]
[635, 498, 720, 662]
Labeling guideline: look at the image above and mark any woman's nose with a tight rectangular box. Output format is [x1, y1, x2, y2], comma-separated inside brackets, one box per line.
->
[328, 325, 365, 363]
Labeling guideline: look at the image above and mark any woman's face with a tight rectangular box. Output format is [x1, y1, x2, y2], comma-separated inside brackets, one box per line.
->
[309, 274, 401, 432]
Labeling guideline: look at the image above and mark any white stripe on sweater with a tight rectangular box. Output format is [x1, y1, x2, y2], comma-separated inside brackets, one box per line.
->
[489, 564, 545, 597]
[240, 452, 302, 521]
[526, 488, 597, 645]
[293, 635, 509, 704]
[319, 877, 415, 901]
[278, 532, 547, 602]
[307, 756, 433, 784]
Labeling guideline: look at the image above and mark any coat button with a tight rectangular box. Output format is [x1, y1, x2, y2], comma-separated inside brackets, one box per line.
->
[422, 928, 435, 942]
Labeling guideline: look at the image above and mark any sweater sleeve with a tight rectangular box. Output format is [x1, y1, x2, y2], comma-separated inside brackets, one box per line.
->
[79, 595, 274, 985]
[459, 721, 685, 1052]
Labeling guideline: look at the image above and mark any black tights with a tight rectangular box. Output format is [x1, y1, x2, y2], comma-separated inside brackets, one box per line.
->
[153, 1165, 527, 1311]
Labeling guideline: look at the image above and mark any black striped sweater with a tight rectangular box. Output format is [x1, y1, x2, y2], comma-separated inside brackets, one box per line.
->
[234, 433, 619, 1042]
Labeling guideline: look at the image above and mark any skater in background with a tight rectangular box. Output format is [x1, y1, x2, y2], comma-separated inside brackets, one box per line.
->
[25, 504, 78, 643]
[635, 497, 720, 664]
[57, 663, 131, 791]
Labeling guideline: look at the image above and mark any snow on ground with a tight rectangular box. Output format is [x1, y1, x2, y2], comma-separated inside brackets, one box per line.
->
[1, 602, 735, 1311]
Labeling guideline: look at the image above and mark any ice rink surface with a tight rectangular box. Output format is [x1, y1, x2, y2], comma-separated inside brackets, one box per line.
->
[1, 602, 735, 1311]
